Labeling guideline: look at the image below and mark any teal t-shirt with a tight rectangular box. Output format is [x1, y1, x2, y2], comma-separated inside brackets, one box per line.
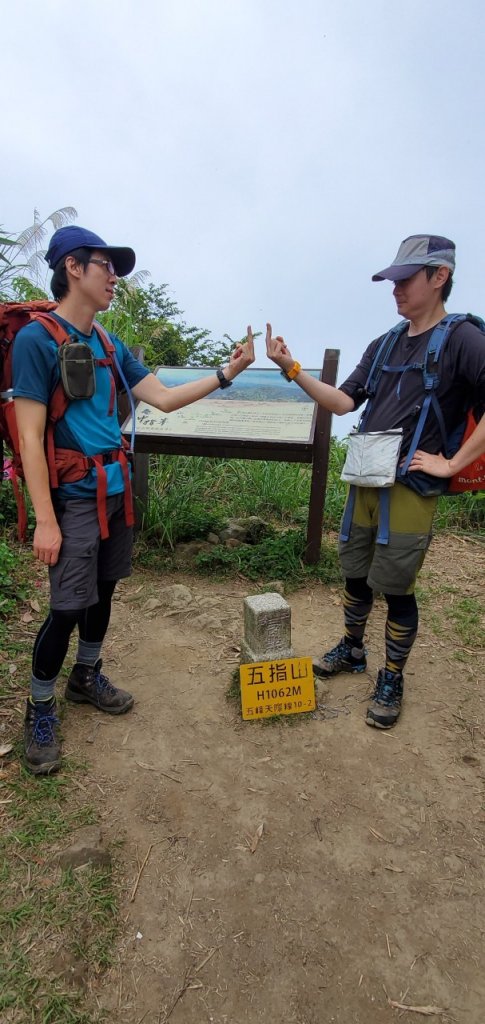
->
[12, 313, 150, 499]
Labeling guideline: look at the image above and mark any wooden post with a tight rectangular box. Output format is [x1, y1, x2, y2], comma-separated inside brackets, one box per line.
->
[304, 349, 339, 565]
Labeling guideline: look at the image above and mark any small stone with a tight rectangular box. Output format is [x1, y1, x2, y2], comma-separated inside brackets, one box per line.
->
[443, 854, 463, 874]
[207, 532, 220, 545]
[158, 584, 194, 610]
[190, 613, 222, 631]
[219, 524, 249, 543]
[173, 541, 213, 563]
[57, 827, 111, 870]
[144, 598, 162, 612]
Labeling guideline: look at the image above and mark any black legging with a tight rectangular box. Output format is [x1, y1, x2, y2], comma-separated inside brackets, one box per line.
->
[32, 580, 117, 681]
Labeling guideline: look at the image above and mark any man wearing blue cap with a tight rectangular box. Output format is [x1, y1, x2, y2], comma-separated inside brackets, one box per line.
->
[266, 234, 485, 729]
[13, 225, 255, 774]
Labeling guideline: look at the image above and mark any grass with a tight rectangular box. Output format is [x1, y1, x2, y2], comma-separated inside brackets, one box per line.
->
[415, 579, 484, 656]
[137, 442, 484, 561]
[447, 596, 485, 648]
[0, 758, 117, 1023]
[137, 441, 347, 547]
[194, 528, 342, 586]
[434, 490, 485, 532]
[0, 507, 118, 1022]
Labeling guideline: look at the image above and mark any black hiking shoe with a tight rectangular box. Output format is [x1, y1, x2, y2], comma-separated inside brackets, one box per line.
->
[366, 669, 404, 729]
[65, 659, 134, 715]
[312, 637, 367, 679]
[24, 698, 62, 776]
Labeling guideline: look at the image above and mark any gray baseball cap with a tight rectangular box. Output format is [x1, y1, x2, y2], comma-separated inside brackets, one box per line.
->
[372, 234, 456, 282]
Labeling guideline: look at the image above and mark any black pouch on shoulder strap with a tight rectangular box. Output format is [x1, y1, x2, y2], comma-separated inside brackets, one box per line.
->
[58, 336, 96, 400]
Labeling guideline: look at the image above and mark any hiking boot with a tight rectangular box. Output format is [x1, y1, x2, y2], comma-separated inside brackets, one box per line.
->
[24, 699, 62, 776]
[366, 669, 403, 729]
[65, 659, 134, 715]
[312, 637, 367, 679]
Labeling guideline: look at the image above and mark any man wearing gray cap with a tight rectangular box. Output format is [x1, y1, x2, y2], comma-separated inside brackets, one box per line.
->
[266, 234, 485, 729]
[13, 225, 255, 774]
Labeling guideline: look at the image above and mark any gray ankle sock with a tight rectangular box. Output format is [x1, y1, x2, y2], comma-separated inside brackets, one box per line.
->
[76, 641, 102, 666]
[31, 675, 57, 703]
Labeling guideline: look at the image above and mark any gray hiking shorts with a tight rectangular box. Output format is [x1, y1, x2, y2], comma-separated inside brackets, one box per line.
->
[49, 494, 133, 610]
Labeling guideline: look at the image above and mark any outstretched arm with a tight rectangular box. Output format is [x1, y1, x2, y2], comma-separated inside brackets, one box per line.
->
[265, 324, 354, 416]
[407, 412, 485, 478]
[132, 328, 255, 412]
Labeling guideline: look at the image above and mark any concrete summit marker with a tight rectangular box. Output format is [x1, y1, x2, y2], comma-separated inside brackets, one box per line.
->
[241, 593, 293, 664]
[239, 593, 315, 721]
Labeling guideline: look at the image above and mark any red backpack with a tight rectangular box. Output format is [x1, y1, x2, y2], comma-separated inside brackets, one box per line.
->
[447, 410, 485, 493]
[0, 301, 134, 540]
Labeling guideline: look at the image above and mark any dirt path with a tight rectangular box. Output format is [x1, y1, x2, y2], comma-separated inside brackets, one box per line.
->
[65, 535, 485, 1024]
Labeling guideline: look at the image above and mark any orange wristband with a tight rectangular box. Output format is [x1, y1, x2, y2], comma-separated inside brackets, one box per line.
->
[281, 361, 302, 381]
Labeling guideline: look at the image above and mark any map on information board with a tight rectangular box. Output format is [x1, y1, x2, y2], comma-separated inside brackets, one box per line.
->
[124, 366, 322, 445]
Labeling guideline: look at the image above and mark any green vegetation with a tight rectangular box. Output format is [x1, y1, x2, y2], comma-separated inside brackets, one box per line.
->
[98, 279, 235, 370]
[434, 490, 485, 532]
[138, 443, 346, 541]
[0, 207, 78, 297]
[134, 443, 483, 582]
[0, 760, 116, 1024]
[195, 528, 341, 585]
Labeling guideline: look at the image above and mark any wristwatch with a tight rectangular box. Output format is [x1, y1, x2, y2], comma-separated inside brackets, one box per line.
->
[216, 367, 233, 389]
[280, 361, 302, 381]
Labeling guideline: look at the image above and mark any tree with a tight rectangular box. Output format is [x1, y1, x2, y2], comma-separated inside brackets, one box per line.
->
[99, 279, 234, 369]
[2, 207, 237, 368]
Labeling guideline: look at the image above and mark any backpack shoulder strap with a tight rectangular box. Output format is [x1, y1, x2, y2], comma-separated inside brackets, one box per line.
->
[93, 320, 116, 354]
[365, 320, 409, 396]
[399, 314, 482, 475]
[359, 320, 408, 431]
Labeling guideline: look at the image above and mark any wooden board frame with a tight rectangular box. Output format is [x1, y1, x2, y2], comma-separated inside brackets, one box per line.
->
[121, 349, 339, 564]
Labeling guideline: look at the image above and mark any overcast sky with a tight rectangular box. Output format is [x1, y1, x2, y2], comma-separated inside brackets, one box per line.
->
[3, 0, 485, 434]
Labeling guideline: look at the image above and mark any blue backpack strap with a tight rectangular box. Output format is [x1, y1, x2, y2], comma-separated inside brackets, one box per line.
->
[339, 485, 357, 542]
[376, 489, 391, 545]
[400, 313, 467, 473]
[340, 485, 392, 545]
[360, 321, 409, 430]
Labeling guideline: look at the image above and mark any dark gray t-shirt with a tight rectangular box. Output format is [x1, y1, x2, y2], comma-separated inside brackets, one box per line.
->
[339, 319, 485, 456]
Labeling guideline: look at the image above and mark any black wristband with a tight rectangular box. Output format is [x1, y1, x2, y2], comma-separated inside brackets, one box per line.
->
[216, 367, 233, 389]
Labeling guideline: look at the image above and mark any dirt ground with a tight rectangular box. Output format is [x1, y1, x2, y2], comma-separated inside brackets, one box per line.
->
[62, 535, 485, 1024]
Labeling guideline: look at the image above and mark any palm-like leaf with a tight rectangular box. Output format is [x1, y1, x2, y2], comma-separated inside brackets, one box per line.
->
[0, 207, 78, 294]
[15, 206, 78, 258]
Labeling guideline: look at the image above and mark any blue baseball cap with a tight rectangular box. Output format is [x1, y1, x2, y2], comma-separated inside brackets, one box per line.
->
[372, 234, 455, 282]
[45, 225, 136, 277]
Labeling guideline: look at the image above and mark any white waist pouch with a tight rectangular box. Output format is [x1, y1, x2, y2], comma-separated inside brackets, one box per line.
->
[340, 429, 403, 488]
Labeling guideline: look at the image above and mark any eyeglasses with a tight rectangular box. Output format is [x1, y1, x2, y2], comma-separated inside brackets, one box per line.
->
[88, 258, 117, 275]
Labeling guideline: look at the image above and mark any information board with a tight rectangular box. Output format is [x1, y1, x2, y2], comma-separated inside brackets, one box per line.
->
[124, 366, 321, 445]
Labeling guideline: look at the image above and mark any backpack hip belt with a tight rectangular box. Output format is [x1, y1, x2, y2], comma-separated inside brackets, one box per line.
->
[51, 445, 135, 540]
